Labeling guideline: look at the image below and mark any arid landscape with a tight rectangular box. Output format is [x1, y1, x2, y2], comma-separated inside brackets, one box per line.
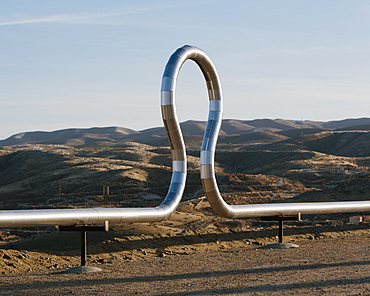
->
[1, 118, 370, 294]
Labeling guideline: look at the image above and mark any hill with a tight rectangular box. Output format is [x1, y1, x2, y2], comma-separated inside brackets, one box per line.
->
[0, 117, 370, 211]
[1, 127, 137, 147]
[2, 117, 370, 152]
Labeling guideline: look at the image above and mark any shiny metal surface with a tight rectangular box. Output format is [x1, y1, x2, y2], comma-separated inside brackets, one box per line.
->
[0, 45, 222, 228]
[1, 44, 370, 228]
[195, 47, 370, 219]
[0, 45, 196, 227]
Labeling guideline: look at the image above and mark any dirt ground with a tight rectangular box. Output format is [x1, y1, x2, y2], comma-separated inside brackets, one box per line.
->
[1, 234, 370, 295]
[1, 201, 370, 295]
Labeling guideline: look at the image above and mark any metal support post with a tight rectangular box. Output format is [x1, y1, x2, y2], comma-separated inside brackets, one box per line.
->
[81, 231, 87, 266]
[278, 220, 284, 244]
[58, 221, 109, 273]
[260, 214, 301, 249]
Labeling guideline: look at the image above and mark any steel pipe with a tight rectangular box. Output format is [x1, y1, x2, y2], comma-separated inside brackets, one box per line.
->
[195, 48, 370, 219]
[1, 44, 370, 228]
[0, 46, 198, 227]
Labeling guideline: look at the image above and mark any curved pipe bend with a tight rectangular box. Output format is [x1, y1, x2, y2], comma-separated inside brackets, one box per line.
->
[0, 46, 194, 227]
[1, 45, 370, 228]
[191, 46, 370, 219]
[164, 45, 370, 219]
[0, 45, 221, 227]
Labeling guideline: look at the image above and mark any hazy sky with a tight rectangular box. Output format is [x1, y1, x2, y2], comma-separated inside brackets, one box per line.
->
[1, 1, 370, 140]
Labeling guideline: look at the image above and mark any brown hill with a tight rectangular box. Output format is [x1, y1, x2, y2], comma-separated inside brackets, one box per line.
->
[0, 118, 368, 148]
[218, 131, 288, 146]
[1, 127, 137, 147]
[323, 117, 370, 129]
[263, 131, 370, 157]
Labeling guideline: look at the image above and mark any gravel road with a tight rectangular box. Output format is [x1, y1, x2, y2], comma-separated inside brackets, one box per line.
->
[1, 235, 370, 295]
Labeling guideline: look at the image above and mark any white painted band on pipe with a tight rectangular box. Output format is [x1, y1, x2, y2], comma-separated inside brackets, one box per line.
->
[161, 91, 174, 106]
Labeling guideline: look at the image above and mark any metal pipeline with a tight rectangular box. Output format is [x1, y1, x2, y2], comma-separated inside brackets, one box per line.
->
[1, 45, 370, 228]
[0, 46, 195, 227]
[194, 47, 370, 219]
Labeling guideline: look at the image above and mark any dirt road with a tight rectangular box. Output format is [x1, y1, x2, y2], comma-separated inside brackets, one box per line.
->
[1, 235, 370, 295]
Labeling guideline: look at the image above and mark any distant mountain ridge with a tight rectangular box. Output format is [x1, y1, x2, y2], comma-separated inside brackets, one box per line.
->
[1, 118, 370, 149]
[1, 126, 137, 147]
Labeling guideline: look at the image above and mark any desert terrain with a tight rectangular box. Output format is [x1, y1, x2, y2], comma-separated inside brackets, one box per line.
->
[1, 118, 370, 294]
[1, 203, 370, 295]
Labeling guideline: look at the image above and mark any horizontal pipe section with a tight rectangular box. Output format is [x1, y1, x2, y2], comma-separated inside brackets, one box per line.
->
[0, 208, 163, 227]
[233, 201, 370, 218]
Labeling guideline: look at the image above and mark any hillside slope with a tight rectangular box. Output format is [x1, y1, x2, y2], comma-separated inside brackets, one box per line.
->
[2, 118, 370, 150]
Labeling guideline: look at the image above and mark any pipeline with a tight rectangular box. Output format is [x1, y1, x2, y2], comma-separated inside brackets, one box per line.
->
[1, 45, 370, 228]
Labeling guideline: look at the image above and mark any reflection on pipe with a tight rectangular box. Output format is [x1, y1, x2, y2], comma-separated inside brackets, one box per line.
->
[1, 44, 370, 228]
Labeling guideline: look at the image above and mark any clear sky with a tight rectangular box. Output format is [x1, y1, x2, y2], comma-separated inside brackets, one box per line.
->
[1, 1, 370, 140]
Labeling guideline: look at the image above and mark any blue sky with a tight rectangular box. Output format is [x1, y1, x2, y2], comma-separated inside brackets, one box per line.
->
[1, 1, 370, 139]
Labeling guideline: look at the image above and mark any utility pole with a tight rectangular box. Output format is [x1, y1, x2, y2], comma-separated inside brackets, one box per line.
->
[300, 118, 304, 150]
